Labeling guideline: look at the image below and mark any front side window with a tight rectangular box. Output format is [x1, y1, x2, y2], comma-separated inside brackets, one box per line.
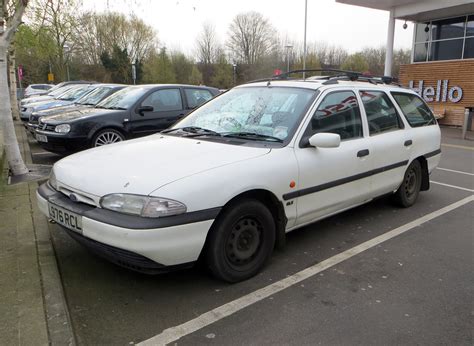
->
[303, 91, 362, 140]
[185, 89, 213, 108]
[360, 91, 403, 135]
[391, 92, 436, 127]
[142, 89, 183, 111]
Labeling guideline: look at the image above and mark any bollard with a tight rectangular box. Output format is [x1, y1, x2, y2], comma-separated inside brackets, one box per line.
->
[462, 108, 470, 140]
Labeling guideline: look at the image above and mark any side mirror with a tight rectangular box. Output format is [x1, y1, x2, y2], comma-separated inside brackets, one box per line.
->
[308, 133, 341, 148]
[138, 105, 154, 115]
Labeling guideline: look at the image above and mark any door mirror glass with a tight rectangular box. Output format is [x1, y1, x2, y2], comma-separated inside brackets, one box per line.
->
[138, 105, 154, 115]
[308, 133, 341, 148]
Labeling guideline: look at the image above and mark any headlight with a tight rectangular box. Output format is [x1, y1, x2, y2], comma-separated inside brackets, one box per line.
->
[100, 194, 187, 218]
[49, 169, 58, 190]
[55, 124, 71, 133]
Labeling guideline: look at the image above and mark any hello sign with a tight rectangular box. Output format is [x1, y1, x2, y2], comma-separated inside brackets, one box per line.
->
[409, 80, 463, 103]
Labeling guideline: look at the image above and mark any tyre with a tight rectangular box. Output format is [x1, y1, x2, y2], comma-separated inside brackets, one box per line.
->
[92, 129, 125, 148]
[206, 199, 276, 283]
[394, 159, 422, 208]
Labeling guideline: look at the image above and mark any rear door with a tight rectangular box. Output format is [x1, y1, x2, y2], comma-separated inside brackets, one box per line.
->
[358, 90, 411, 197]
[293, 89, 373, 226]
[184, 88, 215, 110]
[130, 88, 185, 136]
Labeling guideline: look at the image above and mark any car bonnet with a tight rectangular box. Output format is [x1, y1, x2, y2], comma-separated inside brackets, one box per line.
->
[52, 134, 272, 197]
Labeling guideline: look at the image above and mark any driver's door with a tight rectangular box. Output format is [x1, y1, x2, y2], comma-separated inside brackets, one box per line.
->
[292, 90, 373, 226]
[130, 88, 186, 136]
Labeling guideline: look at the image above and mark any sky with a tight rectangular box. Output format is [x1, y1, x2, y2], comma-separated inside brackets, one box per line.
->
[82, 0, 414, 54]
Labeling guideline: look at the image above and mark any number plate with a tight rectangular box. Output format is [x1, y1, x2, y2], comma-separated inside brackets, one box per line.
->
[48, 203, 83, 233]
[36, 134, 48, 142]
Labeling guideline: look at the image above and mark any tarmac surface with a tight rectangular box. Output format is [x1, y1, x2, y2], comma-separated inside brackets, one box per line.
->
[28, 126, 473, 345]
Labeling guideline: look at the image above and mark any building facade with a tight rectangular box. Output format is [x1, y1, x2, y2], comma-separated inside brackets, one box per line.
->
[336, 0, 474, 127]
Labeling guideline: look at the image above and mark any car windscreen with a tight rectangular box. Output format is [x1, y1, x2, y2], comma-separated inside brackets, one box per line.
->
[57, 86, 92, 101]
[96, 86, 148, 110]
[48, 85, 75, 97]
[76, 87, 113, 105]
[172, 86, 316, 141]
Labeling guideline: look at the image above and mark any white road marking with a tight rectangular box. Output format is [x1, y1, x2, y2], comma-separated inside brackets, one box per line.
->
[431, 181, 474, 193]
[436, 167, 474, 176]
[138, 195, 474, 346]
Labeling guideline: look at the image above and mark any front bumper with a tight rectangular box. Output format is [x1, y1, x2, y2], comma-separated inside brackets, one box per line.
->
[34, 129, 89, 153]
[37, 183, 219, 272]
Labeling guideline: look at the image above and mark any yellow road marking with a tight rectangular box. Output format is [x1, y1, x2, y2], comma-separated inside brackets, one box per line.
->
[441, 143, 474, 151]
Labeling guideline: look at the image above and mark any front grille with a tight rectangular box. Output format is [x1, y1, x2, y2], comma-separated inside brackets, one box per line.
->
[38, 122, 56, 132]
[30, 114, 41, 124]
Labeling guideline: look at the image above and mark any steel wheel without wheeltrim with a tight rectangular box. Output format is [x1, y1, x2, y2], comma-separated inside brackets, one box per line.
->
[226, 217, 263, 269]
[94, 131, 123, 147]
[394, 159, 422, 208]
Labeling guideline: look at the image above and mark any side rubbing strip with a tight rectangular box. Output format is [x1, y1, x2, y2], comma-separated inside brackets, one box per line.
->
[425, 148, 441, 158]
[283, 160, 409, 201]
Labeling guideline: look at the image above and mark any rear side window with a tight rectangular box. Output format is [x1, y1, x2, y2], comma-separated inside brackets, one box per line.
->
[391, 92, 436, 127]
[185, 89, 213, 109]
[359, 90, 403, 135]
[304, 91, 362, 140]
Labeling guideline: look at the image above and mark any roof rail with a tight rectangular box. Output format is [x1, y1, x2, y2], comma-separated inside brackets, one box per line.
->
[247, 69, 402, 87]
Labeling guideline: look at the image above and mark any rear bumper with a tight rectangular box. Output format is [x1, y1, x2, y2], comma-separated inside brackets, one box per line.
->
[37, 183, 219, 272]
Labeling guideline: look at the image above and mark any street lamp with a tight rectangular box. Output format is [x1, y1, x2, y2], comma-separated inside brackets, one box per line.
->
[303, 0, 308, 79]
[284, 44, 293, 73]
[232, 63, 237, 86]
[63, 44, 71, 81]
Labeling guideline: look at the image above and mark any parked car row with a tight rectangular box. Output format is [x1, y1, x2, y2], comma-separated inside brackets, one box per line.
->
[36, 72, 441, 282]
[23, 83, 219, 153]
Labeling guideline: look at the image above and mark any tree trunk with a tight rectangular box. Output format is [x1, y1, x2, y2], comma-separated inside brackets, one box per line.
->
[0, 41, 29, 175]
[8, 45, 19, 120]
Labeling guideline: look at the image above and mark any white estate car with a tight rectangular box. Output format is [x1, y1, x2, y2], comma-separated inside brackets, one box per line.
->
[37, 75, 441, 282]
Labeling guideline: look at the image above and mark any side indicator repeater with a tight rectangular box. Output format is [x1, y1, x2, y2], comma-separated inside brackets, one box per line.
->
[289, 181, 296, 188]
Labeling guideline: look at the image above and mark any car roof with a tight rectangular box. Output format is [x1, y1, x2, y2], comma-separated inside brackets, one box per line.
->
[126, 84, 217, 90]
[236, 79, 415, 94]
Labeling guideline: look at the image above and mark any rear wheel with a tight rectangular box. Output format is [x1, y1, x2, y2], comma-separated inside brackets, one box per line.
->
[92, 129, 124, 148]
[206, 199, 275, 282]
[394, 160, 422, 208]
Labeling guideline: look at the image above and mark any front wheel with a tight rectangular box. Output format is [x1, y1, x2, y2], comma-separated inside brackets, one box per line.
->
[92, 129, 125, 148]
[394, 160, 422, 208]
[206, 199, 275, 283]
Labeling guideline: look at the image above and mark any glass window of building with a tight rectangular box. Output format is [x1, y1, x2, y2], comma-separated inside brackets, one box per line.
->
[464, 37, 474, 59]
[466, 15, 474, 37]
[430, 39, 464, 61]
[413, 15, 474, 62]
[431, 17, 465, 40]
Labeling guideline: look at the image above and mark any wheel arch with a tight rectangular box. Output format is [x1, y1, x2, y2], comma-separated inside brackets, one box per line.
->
[202, 189, 288, 258]
[415, 155, 430, 191]
[88, 125, 127, 144]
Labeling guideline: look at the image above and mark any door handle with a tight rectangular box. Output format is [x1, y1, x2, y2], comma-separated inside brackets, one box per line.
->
[357, 149, 370, 158]
[404, 140, 413, 146]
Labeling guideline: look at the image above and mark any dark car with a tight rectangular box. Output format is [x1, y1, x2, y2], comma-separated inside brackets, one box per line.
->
[27, 84, 125, 134]
[34, 84, 220, 153]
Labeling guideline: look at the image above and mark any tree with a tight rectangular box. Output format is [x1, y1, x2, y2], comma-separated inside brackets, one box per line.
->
[101, 45, 131, 83]
[211, 52, 233, 89]
[142, 47, 176, 84]
[170, 51, 193, 84]
[195, 22, 220, 84]
[227, 11, 277, 65]
[30, 0, 81, 81]
[341, 53, 369, 73]
[1, 0, 29, 175]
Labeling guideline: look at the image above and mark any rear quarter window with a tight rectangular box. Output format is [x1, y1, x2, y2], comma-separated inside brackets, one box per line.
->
[391, 92, 436, 127]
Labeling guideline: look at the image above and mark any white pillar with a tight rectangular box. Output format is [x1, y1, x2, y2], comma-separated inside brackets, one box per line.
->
[384, 9, 395, 77]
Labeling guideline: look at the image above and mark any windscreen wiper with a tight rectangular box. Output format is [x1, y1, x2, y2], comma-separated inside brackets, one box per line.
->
[161, 126, 221, 136]
[221, 131, 283, 142]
